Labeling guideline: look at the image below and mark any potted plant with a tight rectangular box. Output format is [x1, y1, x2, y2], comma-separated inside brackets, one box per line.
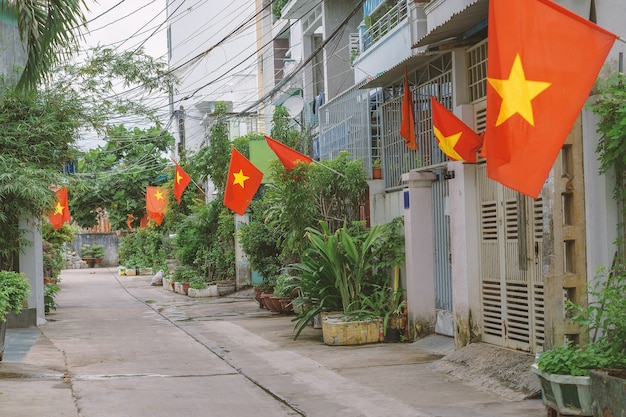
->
[81, 244, 104, 267]
[0, 271, 31, 361]
[372, 159, 382, 179]
[290, 220, 403, 344]
[533, 259, 626, 415]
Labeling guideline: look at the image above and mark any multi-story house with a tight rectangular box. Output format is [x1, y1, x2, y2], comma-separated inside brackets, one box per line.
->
[269, 0, 626, 355]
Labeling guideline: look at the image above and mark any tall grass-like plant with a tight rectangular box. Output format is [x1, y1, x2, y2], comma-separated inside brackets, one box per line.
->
[290, 220, 403, 339]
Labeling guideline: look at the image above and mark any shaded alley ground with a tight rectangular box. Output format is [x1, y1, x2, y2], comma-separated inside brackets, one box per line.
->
[1, 268, 546, 417]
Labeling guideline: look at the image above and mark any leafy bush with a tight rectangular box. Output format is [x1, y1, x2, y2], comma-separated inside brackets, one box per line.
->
[0, 271, 31, 322]
[537, 258, 626, 375]
[118, 227, 167, 269]
[238, 219, 282, 282]
[81, 244, 104, 259]
[173, 201, 235, 282]
[290, 219, 405, 339]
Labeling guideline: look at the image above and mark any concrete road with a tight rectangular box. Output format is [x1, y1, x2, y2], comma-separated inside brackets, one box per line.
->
[0, 268, 546, 417]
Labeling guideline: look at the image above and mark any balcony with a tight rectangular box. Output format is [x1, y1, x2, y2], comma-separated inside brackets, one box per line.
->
[360, 1, 408, 53]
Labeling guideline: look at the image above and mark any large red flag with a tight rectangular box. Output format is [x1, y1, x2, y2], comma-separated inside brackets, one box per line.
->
[399, 67, 417, 150]
[431, 96, 483, 162]
[224, 148, 263, 215]
[48, 188, 71, 230]
[146, 186, 168, 225]
[264, 135, 312, 170]
[173, 162, 191, 204]
[485, 0, 616, 197]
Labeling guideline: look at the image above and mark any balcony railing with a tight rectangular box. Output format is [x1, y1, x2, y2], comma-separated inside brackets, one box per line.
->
[360, 0, 408, 54]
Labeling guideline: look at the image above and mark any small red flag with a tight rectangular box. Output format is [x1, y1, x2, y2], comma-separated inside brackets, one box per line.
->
[224, 148, 263, 215]
[431, 96, 483, 162]
[146, 186, 168, 225]
[173, 162, 191, 204]
[264, 135, 311, 170]
[400, 67, 417, 150]
[485, 0, 616, 197]
[48, 188, 71, 230]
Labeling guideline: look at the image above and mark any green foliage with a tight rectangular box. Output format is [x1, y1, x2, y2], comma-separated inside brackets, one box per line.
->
[173, 201, 235, 282]
[44, 283, 60, 313]
[3, 0, 88, 91]
[237, 218, 283, 282]
[0, 271, 31, 322]
[272, 0, 289, 20]
[0, 83, 80, 269]
[270, 105, 302, 150]
[537, 341, 626, 376]
[71, 125, 174, 229]
[81, 244, 104, 259]
[589, 72, 626, 203]
[538, 258, 626, 375]
[290, 219, 405, 339]
[186, 102, 231, 197]
[42, 223, 74, 280]
[118, 228, 167, 270]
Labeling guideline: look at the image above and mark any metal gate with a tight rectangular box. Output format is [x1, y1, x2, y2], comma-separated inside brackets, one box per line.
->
[477, 163, 545, 353]
[432, 170, 452, 311]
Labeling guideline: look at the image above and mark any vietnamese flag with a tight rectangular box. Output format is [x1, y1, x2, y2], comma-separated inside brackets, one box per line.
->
[224, 147, 263, 215]
[485, 0, 616, 198]
[431, 96, 483, 162]
[173, 162, 191, 204]
[146, 186, 168, 225]
[399, 67, 417, 150]
[48, 188, 71, 230]
[264, 135, 311, 171]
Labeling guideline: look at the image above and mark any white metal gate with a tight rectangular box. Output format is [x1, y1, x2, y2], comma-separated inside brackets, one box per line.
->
[477, 163, 545, 353]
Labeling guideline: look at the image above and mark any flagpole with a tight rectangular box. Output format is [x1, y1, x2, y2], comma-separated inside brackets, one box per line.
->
[309, 159, 346, 178]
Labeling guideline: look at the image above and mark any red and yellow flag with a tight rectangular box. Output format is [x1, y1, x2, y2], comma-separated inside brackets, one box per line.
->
[173, 162, 191, 204]
[431, 96, 483, 162]
[400, 67, 417, 150]
[146, 186, 168, 225]
[485, 0, 616, 197]
[224, 147, 263, 215]
[48, 188, 71, 230]
[264, 135, 311, 171]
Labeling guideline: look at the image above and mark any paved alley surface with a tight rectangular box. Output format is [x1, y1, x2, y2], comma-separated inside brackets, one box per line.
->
[1, 268, 546, 417]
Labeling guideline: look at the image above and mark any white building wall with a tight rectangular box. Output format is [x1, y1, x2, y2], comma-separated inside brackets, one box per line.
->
[167, 0, 259, 155]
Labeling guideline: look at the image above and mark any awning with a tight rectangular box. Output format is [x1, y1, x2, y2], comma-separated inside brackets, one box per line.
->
[413, 0, 488, 49]
[359, 52, 442, 89]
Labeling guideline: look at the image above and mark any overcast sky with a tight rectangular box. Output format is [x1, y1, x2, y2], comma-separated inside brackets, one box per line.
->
[81, 0, 168, 60]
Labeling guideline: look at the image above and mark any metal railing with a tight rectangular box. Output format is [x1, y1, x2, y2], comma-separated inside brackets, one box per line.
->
[361, 1, 408, 53]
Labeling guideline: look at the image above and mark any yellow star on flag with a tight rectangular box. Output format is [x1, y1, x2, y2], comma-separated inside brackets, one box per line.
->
[488, 54, 551, 127]
[232, 169, 249, 188]
[176, 171, 183, 184]
[154, 189, 164, 200]
[54, 202, 65, 215]
[433, 127, 463, 161]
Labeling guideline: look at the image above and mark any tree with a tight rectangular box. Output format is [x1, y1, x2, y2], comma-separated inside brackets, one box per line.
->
[0, 84, 80, 269]
[71, 125, 175, 230]
[1, 0, 88, 91]
[186, 101, 231, 197]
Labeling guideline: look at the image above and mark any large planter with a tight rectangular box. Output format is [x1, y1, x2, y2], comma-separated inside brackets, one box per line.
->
[217, 281, 236, 296]
[322, 314, 383, 346]
[589, 368, 626, 417]
[188, 287, 212, 298]
[531, 364, 592, 416]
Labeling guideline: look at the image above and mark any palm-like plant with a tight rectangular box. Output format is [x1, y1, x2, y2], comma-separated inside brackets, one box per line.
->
[2, 0, 88, 90]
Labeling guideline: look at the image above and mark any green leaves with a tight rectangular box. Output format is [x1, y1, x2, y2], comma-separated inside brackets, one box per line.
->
[0, 271, 31, 322]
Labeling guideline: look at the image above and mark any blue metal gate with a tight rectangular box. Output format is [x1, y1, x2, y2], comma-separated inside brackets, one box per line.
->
[432, 170, 452, 311]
